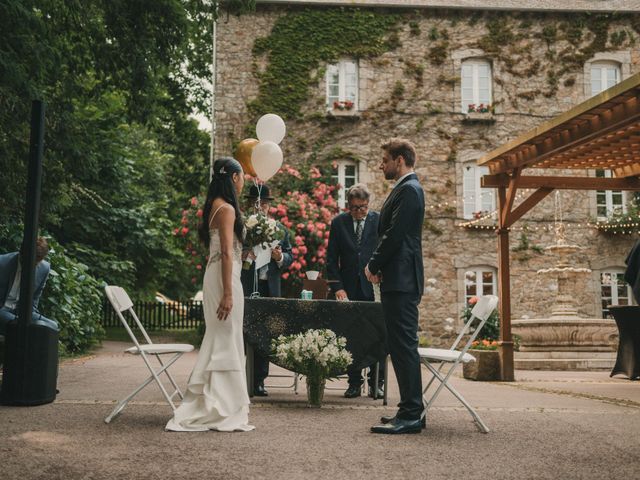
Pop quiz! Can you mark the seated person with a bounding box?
[0,237,58,335]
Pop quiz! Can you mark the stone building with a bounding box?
[214,0,640,345]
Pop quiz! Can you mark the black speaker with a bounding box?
[1,321,59,405]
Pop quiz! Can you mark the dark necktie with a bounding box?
[355,220,363,247]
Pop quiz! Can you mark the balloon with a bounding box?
[252,141,283,181]
[235,138,258,177]
[256,114,286,144]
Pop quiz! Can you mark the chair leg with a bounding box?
[421,361,490,433]
[105,353,184,423]
[154,353,184,400]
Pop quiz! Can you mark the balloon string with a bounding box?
[253,178,262,212]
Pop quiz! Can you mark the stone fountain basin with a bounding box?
[512,318,618,351]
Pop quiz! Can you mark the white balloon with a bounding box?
[256,114,286,144]
[251,141,283,181]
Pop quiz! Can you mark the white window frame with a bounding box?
[464,268,497,302]
[461,59,492,113]
[590,61,621,96]
[332,160,359,209]
[596,170,626,221]
[600,269,633,318]
[326,60,358,111]
[462,162,495,219]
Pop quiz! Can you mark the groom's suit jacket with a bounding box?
[368,173,425,295]
[0,252,50,311]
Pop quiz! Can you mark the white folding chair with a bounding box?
[419,294,499,433]
[103,285,194,423]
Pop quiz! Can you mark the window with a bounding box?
[326,60,358,110]
[591,61,621,96]
[332,160,358,209]
[461,59,492,113]
[463,163,495,219]
[596,170,626,220]
[601,270,633,318]
[465,268,497,302]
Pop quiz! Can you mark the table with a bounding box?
[609,305,640,380]
[243,297,388,401]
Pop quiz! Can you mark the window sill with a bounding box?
[326,109,360,120]
[462,112,496,124]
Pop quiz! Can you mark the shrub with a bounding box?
[461,296,499,341]
[38,239,105,355]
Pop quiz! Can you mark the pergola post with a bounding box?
[497,186,515,381]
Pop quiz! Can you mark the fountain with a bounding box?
[512,193,618,370]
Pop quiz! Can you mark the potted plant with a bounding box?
[462,339,501,381]
[272,328,353,407]
[464,103,496,123]
[461,296,501,381]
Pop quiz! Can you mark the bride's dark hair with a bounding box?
[198,157,244,248]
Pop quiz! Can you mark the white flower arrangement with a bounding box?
[272,329,353,380]
[242,213,284,270]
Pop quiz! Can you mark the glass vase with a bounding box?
[306,376,326,407]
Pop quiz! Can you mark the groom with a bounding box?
[365,138,425,434]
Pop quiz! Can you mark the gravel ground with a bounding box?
[1,341,639,480]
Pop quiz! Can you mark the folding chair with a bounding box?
[419,294,499,433]
[103,286,194,423]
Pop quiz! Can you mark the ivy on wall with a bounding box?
[248,8,400,121]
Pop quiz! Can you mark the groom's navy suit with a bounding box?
[368,173,425,421]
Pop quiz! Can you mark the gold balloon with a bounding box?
[235,138,258,177]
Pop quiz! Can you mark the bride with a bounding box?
[166,157,254,432]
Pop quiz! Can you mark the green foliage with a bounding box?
[596,196,640,235]
[248,8,400,121]
[40,239,105,355]
[0,0,216,300]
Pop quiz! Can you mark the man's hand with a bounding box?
[364,264,381,284]
[271,245,283,262]
[335,289,348,301]
[242,249,256,262]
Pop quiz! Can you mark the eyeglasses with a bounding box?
[348,204,369,212]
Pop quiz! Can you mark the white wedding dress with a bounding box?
[166,223,254,432]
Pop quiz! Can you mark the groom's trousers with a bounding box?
[381,291,423,420]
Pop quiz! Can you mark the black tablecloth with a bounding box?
[243,298,387,372]
[609,305,640,380]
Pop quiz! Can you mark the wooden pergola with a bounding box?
[478,71,640,381]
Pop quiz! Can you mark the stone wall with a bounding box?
[215,7,640,346]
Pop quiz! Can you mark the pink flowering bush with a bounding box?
[174,196,207,288]
[268,163,340,291]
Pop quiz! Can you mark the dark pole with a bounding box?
[17,100,45,332]
[1,100,58,406]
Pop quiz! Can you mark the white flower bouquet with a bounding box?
[272,328,353,380]
[242,213,284,270]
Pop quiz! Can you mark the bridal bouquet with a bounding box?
[242,213,284,270]
[272,329,352,406]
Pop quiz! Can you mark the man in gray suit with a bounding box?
[0,237,58,335]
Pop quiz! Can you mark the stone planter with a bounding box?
[326,109,360,120]
[462,349,501,381]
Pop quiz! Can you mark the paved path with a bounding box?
[1,341,639,480]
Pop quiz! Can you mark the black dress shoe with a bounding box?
[380,415,426,428]
[371,417,423,434]
[344,385,361,398]
[254,383,268,397]
[368,384,384,399]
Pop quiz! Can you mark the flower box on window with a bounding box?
[328,100,359,118]
[463,103,496,123]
